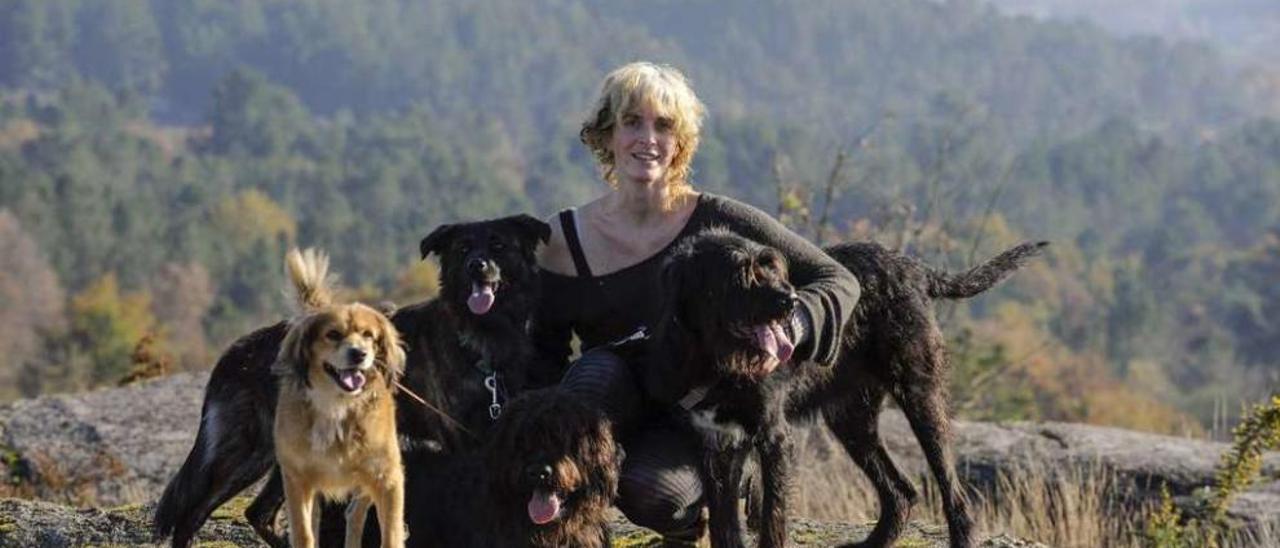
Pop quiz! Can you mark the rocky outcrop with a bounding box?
[0,372,1277,542]
[0,496,1045,548]
[872,413,1280,526]
[0,498,262,547]
[0,373,210,506]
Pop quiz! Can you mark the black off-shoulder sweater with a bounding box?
[532,193,860,376]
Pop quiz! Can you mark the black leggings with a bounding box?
[560,347,705,539]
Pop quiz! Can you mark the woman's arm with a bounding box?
[709,195,861,366]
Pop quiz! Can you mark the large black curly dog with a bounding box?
[647,228,1046,548]
[406,388,619,548]
[153,214,551,548]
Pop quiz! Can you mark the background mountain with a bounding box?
[984,0,1280,68]
[0,0,1277,435]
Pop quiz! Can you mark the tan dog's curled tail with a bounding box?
[285,248,336,312]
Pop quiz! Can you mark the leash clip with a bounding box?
[608,326,649,348]
[485,374,502,419]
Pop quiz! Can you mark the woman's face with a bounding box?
[609,102,677,187]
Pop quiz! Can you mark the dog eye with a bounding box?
[362,330,374,339]
[491,241,507,252]
[325,330,342,341]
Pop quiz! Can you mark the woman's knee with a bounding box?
[559,348,642,423]
[616,474,703,536]
[615,449,704,536]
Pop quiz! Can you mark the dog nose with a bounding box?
[527,464,554,484]
[778,292,799,312]
[347,347,368,363]
[467,257,490,277]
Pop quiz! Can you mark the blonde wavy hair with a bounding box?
[579,62,706,210]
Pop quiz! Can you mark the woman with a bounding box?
[535,62,860,545]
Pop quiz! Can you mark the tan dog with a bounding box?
[272,249,407,548]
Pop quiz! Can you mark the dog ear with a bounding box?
[587,415,620,501]
[504,214,551,247]
[373,312,407,386]
[647,240,713,405]
[419,224,459,260]
[645,253,693,404]
[274,315,319,388]
[659,246,696,320]
[483,398,529,491]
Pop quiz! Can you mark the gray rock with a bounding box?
[0,496,1043,547]
[0,497,261,547]
[0,373,209,506]
[871,412,1280,526]
[1,373,1277,540]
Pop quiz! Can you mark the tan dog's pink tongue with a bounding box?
[468,283,495,315]
[527,491,561,525]
[338,370,366,392]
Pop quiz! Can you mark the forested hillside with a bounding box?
[986,0,1280,67]
[0,0,1276,436]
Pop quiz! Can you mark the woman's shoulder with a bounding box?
[538,209,577,277]
[692,192,777,228]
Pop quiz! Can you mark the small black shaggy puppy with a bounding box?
[405,388,620,548]
[647,227,1046,548]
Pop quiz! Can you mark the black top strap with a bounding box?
[558,209,594,278]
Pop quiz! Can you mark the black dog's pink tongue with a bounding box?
[527,491,561,525]
[468,282,495,315]
[752,322,795,364]
[338,369,366,392]
[772,322,795,363]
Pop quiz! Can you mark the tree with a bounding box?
[209,188,297,252]
[0,0,77,89]
[0,211,66,401]
[67,273,157,386]
[205,68,310,157]
[72,0,166,93]
[148,262,215,370]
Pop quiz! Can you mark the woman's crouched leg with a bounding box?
[559,347,644,425]
[559,348,706,544]
[618,423,707,545]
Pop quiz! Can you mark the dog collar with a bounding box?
[472,356,494,375]
[606,326,649,348]
[679,384,712,410]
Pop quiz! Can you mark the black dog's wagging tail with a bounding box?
[927,241,1049,299]
[153,396,276,547]
[152,455,192,539]
[153,415,216,541]
[285,247,335,311]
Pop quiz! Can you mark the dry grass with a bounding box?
[966,463,1144,547]
[789,427,1151,547]
[0,448,129,507]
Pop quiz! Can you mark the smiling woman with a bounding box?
[533,61,862,545]
[578,62,705,209]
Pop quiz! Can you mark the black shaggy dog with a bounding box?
[152,214,550,548]
[647,228,1046,548]
[406,388,619,548]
